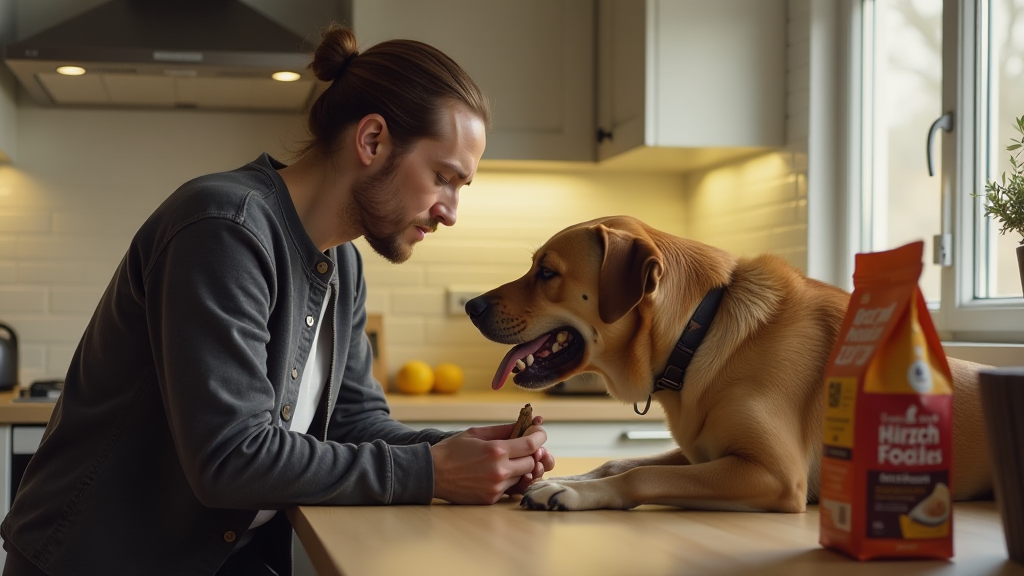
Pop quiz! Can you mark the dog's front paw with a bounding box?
[521,481,582,511]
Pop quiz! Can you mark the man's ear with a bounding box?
[354,114,391,167]
[596,224,663,324]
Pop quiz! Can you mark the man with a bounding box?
[1,26,554,576]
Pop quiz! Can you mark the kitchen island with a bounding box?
[289,457,1022,576]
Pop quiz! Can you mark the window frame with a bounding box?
[851,0,1024,344]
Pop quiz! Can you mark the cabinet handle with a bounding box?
[596,128,613,143]
[621,430,673,441]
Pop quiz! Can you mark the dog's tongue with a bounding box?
[492,333,551,390]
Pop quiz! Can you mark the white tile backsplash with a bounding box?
[382,318,426,345]
[17,262,88,284]
[0,211,48,233]
[12,317,88,343]
[0,287,45,313]
[49,287,105,314]
[390,288,447,317]
[17,344,44,373]
[424,266,519,288]
[0,262,15,283]
[362,264,426,287]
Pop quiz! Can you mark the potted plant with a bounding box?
[981,115,1024,295]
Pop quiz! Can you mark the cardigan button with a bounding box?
[291,368,298,379]
[281,404,293,421]
[316,262,329,274]
[305,315,314,327]
[224,531,236,543]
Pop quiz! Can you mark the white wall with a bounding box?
[679,1,813,272]
[358,167,688,390]
[0,103,691,390]
[0,106,304,386]
[683,152,807,270]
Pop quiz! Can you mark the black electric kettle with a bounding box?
[0,322,18,390]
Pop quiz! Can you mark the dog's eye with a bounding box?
[536,266,557,280]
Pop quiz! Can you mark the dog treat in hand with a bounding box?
[509,403,533,439]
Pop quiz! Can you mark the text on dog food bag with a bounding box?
[819,241,953,560]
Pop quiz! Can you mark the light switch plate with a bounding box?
[446,285,492,317]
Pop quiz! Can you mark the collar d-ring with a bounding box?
[634,395,652,416]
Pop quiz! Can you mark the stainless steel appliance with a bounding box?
[0,323,17,390]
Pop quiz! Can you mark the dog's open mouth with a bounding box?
[491,326,585,390]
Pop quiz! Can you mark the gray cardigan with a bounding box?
[1,154,450,576]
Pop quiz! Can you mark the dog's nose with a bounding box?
[464,295,490,318]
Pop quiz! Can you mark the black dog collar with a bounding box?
[635,286,727,415]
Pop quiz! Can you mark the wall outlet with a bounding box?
[446,285,492,317]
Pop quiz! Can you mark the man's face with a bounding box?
[352,103,486,263]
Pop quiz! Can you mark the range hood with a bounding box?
[3,0,319,111]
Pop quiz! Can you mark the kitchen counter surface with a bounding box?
[0,390,56,424]
[0,389,663,426]
[384,389,664,422]
[290,457,1023,576]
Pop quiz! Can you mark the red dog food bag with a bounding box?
[818,241,953,560]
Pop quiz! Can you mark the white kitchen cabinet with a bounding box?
[352,0,595,162]
[596,0,786,165]
[409,421,677,458]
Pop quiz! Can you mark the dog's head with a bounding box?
[465,216,664,391]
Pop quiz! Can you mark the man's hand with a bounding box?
[430,416,556,505]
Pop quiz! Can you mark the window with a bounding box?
[856,0,1024,341]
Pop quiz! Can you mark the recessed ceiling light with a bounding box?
[56,66,86,76]
[272,71,301,82]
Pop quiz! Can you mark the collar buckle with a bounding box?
[654,366,685,392]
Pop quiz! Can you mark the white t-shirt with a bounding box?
[248,291,331,530]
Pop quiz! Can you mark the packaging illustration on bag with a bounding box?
[818,241,954,560]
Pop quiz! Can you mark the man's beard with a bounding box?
[350,152,436,264]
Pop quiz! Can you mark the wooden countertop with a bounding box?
[385,389,664,422]
[0,389,662,426]
[290,458,1023,576]
[0,390,56,424]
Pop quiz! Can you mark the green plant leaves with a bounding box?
[979,115,1024,245]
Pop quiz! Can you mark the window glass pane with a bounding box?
[871,0,944,302]
[982,0,1024,299]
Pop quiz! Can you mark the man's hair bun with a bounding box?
[309,25,359,82]
[298,23,490,160]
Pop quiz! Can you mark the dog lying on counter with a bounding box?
[464,215,993,512]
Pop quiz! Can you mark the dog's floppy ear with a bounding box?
[596,224,663,324]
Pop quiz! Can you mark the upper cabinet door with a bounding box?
[353,0,595,162]
[597,0,787,162]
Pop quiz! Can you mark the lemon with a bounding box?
[396,360,434,395]
[432,363,464,394]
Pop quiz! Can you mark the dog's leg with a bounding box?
[522,454,807,513]
[551,448,690,482]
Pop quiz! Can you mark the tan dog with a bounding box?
[465,216,992,512]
